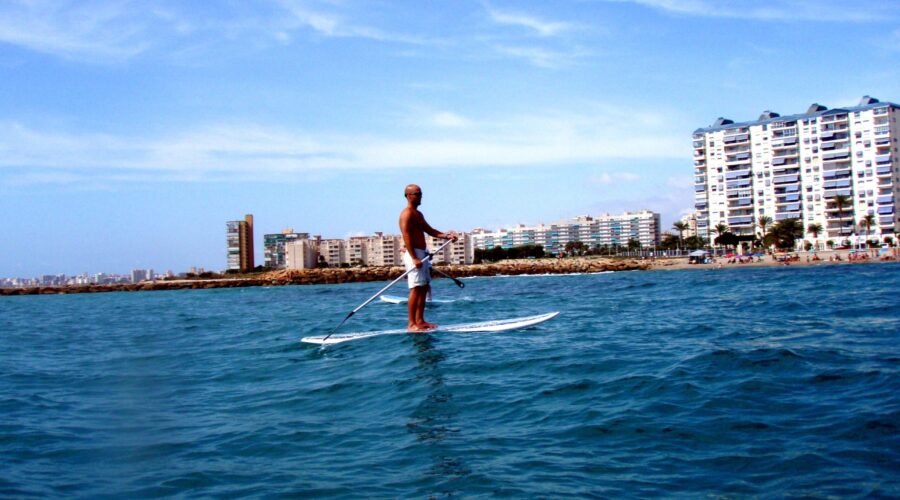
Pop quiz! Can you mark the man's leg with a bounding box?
[416,284,437,330]
[408,286,423,330]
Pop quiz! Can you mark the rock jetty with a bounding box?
[1,258,648,296]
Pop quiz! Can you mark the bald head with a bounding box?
[404,184,421,197]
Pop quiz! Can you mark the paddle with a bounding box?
[322,238,456,341]
[431,267,465,288]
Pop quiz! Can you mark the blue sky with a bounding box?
[2,0,899,276]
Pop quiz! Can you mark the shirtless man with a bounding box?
[399,184,458,331]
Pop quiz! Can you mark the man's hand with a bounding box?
[413,257,423,268]
[446,231,459,242]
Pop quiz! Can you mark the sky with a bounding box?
[2,0,899,276]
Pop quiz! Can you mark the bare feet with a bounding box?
[407,322,438,333]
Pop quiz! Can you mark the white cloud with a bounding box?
[487,7,572,37]
[0,104,688,185]
[0,0,154,62]
[431,112,471,128]
[589,172,641,185]
[493,44,585,68]
[613,0,893,22]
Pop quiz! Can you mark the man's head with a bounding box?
[404,184,423,206]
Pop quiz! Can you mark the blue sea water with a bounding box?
[2,264,899,498]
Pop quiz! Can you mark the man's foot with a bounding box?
[417,321,438,330]
[408,324,431,333]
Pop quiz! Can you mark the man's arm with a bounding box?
[421,215,458,241]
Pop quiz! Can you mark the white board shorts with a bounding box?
[402,248,432,289]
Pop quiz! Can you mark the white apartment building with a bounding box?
[284,239,318,270]
[348,236,369,266]
[677,212,699,239]
[471,210,661,253]
[366,233,403,267]
[693,96,900,246]
[317,238,348,267]
[425,234,474,265]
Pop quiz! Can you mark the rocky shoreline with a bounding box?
[0,258,649,296]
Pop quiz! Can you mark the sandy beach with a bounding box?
[647,248,899,271]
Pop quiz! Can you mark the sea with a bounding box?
[2,263,898,498]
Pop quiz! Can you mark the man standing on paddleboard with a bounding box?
[399,184,458,332]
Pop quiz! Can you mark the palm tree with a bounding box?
[672,221,688,251]
[806,223,823,251]
[833,194,851,236]
[712,223,729,253]
[862,213,876,249]
[757,215,773,250]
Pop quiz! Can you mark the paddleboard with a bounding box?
[302,311,559,345]
[379,294,456,305]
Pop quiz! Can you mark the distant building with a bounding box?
[263,228,309,269]
[131,269,148,283]
[366,233,403,267]
[285,238,318,270]
[227,214,255,271]
[678,212,700,239]
[348,236,369,266]
[318,238,349,267]
[471,210,661,253]
[426,233,474,265]
[693,95,900,247]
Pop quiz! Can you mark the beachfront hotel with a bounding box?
[693,96,900,247]
[226,214,254,271]
[471,210,662,254]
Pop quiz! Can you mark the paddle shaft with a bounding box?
[431,267,464,288]
[322,238,455,341]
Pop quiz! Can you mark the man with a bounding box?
[399,184,458,332]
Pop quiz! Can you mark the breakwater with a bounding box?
[0,258,648,296]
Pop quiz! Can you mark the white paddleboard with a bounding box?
[302,311,559,345]
[379,294,456,305]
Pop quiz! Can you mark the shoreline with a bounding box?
[2,250,896,296]
[0,258,647,296]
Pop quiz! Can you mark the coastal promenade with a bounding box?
[0,258,648,296]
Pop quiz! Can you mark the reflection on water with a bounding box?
[406,335,470,491]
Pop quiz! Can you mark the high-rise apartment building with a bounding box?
[263,228,309,269]
[226,214,255,271]
[693,96,899,247]
[284,238,319,270]
[471,210,661,253]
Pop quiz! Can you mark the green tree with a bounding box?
[832,194,852,236]
[806,222,823,250]
[672,221,689,250]
[767,218,804,251]
[683,235,706,250]
[757,215,773,248]
[712,223,730,252]
[862,213,876,248]
[627,238,642,251]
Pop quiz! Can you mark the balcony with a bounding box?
[877,166,893,176]
[880,217,895,226]
[723,132,750,144]
[823,189,853,199]
[878,206,895,216]
[776,194,801,204]
[726,179,752,189]
[878,195,894,204]
[729,198,753,207]
[776,203,802,213]
[728,216,754,226]
[772,137,798,148]
[695,185,706,192]
[725,170,751,180]
[775,212,801,221]
[773,174,800,185]
[876,155,892,165]
[822,151,851,162]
